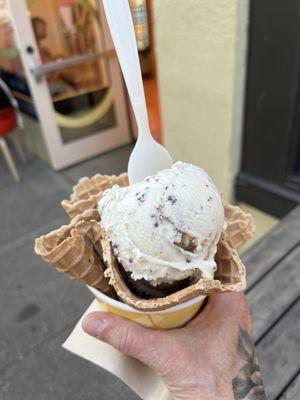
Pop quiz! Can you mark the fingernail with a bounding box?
[82,314,105,337]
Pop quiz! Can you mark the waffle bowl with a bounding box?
[61,173,128,219]
[34,209,115,297]
[35,172,254,316]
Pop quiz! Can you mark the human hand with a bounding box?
[82,293,266,400]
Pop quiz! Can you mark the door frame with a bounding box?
[8,0,131,169]
[236,0,300,217]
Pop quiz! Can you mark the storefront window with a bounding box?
[29,0,117,143]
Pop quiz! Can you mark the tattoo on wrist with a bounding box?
[232,327,266,400]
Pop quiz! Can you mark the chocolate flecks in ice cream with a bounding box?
[167,195,177,204]
[98,162,224,296]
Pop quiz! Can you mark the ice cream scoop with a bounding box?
[98,162,224,287]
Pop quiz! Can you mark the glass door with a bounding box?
[8,0,131,169]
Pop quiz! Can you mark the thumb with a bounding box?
[82,312,163,367]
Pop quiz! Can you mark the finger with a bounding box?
[208,292,247,307]
[209,292,253,334]
[186,292,249,330]
[82,311,164,368]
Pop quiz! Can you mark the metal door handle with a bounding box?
[27,50,115,81]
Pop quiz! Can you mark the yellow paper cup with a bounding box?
[88,286,206,330]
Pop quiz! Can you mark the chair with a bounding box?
[0,78,25,182]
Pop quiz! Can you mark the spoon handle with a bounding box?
[103,0,150,136]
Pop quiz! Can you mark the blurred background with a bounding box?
[3,0,299,239]
[1,1,299,399]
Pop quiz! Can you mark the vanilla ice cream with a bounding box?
[98,162,224,286]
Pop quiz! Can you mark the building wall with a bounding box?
[152,0,249,199]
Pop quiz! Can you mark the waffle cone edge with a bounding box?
[34,209,115,297]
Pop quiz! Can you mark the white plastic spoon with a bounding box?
[102,0,173,184]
